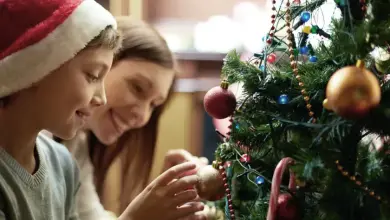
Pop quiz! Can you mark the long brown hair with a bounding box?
[88,16,175,212]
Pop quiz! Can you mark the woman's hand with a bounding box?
[120,162,206,220]
[162,149,209,175]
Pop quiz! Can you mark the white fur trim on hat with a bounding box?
[0,0,117,98]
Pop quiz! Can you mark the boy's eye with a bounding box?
[86,72,100,83]
[133,83,144,94]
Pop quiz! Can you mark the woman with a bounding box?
[59,17,214,220]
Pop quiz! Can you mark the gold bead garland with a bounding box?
[335,160,386,203]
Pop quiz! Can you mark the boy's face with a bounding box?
[28,47,114,140]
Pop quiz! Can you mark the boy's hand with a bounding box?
[120,162,205,220]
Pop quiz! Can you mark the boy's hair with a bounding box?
[87,26,122,51]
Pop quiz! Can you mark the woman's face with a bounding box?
[87,59,174,145]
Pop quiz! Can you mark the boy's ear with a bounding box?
[0,95,17,108]
[0,96,8,108]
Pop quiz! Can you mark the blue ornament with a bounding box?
[259,65,265,71]
[255,176,265,185]
[235,123,240,129]
[300,11,311,22]
[309,56,318,62]
[278,94,289,104]
[300,46,309,54]
[262,34,269,42]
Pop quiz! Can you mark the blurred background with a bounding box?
[96,0,273,181]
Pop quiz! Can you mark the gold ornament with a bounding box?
[324,60,381,119]
[196,165,225,201]
[322,99,331,110]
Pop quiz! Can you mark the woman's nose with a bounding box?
[130,104,152,128]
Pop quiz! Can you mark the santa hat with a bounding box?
[0,0,117,98]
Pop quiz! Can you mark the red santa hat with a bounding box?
[0,0,117,98]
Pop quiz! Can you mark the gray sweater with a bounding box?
[0,132,80,220]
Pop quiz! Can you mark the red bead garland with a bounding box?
[218,161,235,219]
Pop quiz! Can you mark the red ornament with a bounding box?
[293,0,301,4]
[204,80,237,119]
[240,154,250,163]
[277,193,299,220]
[267,53,277,64]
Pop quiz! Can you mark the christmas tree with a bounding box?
[195,0,390,219]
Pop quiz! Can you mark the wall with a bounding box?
[146,0,264,21]
[150,93,194,179]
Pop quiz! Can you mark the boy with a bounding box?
[0,0,121,219]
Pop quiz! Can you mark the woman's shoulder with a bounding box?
[61,131,91,167]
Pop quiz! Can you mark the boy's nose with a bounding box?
[91,84,107,107]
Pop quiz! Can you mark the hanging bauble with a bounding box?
[323,60,381,119]
[309,56,317,63]
[204,80,237,119]
[240,154,251,163]
[310,25,319,34]
[267,53,277,64]
[277,193,299,220]
[300,11,311,22]
[255,176,265,185]
[299,46,309,54]
[278,94,289,104]
[196,165,225,201]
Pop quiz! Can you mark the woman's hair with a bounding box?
[88,16,175,212]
